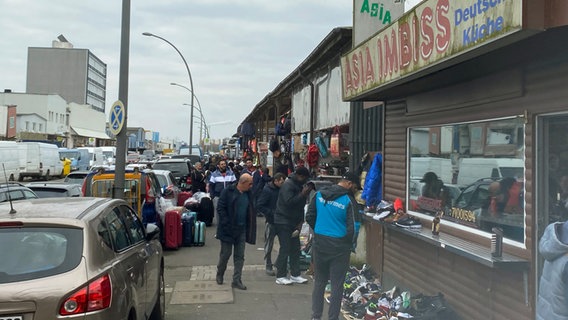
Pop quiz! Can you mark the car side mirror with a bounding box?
[145,223,161,241]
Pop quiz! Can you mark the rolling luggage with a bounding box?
[181,212,195,247]
[193,220,206,246]
[197,197,214,226]
[177,191,192,206]
[164,210,182,250]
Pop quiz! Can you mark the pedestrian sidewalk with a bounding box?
[162,217,326,320]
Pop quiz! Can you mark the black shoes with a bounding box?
[216,274,223,285]
[231,280,247,290]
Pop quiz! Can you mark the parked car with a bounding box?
[452,177,524,241]
[152,158,193,191]
[0,197,165,320]
[26,182,83,198]
[152,169,180,209]
[0,182,39,203]
[64,170,91,186]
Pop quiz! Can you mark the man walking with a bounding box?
[208,159,237,220]
[306,172,361,320]
[256,172,286,276]
[215,173,256,290]
[273,166,313,285]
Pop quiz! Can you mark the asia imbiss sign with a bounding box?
[341,0,523,100]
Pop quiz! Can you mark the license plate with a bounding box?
[0,316,23,320]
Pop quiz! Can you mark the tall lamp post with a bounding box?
[171,81,208,139]
[142,32,195,154]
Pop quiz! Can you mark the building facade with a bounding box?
[26,39,107,113]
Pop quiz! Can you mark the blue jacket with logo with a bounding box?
[306,184,360,256]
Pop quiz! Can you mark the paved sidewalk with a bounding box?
[163,217,327,320]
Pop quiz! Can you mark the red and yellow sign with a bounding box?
[341,0,523,100]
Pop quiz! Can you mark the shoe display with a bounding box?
[276,277,293,285]
[216,274,223,285]
[231,281,247,290]
[289,275,308,284]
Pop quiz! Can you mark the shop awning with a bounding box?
[71,126,111,140]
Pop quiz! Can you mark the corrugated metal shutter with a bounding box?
[349,101,382,170]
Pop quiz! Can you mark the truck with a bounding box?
[77,147,104,169]
[18,142,64,181]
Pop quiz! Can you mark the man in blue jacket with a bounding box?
[215,173,256,290]
[306,172,361,320]
[257,172,286,276]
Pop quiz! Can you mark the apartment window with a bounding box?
[25,121,29,131]
[38,124,43,132]
[33,123,36,131]
[9,116,14,129]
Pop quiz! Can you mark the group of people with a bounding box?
[209,155,362,320]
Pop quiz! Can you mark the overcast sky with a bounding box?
[0,0,421,144]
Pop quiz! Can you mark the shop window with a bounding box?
[408,117,525,243]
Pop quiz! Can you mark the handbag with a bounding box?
[330,126,341,157]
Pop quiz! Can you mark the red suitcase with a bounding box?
[164,210,182,250]
[177,191,192,206]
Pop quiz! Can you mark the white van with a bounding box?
[18,142,64,181]
[77,147,104,169]
[100,146,116,166]
[457,157,524,187]
[0,141,21,182]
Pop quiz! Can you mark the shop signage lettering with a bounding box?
[341,0,522,100]
[450,207,477,223]
[360,0,394,25]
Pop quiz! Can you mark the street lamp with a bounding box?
[142,32,195,154]
[171,82,208,138]
[184,102,208,140]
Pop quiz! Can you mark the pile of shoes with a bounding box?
[338,265,456,320]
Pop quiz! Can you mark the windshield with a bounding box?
[153,162,190,176]
[59,151,79,159]
[0,227,83,283]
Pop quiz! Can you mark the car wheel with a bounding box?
[149,266,165,320]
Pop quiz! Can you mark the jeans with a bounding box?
[311,248,350,320]
[216,232,246,283]
[274,223,301,278]
[264,222,276,269]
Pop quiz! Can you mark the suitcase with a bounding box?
[164,210,182,250]
[193,220,206,246]
[177,191,193,206]
[181,212,195,247]
[197,197,214,226]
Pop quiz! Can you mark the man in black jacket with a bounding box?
[215,173,257,290]
[256,172,286,276]
[273,166,313,285]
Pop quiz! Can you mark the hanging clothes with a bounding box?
[361,153,383,208]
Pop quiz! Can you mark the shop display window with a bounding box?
[408,117,525,242]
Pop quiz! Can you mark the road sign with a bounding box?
[109,100,125,136]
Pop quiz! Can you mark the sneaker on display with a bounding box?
[289,275,308,284]
[276,277,293,285]
[373,210,392,221]
[395,216,422,229]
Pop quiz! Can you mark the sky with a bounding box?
[0,0,421,145]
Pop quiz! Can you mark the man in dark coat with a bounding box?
[256,172,286,276]
[215,173,256,290]
[273,166,313,285]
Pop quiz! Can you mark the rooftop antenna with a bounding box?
[2,164,16,214]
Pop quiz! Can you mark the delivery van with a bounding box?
[77,147,104,169]
[0,141,21,182]
[58,148,90,171]
[457,157,524,187]
[18,142,64,181]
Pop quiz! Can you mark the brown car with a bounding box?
[0,197,165,320]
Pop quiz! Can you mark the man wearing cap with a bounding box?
[306,172,361,320]
[273,166,314,285]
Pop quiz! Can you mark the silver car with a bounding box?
[0,197,165,320]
